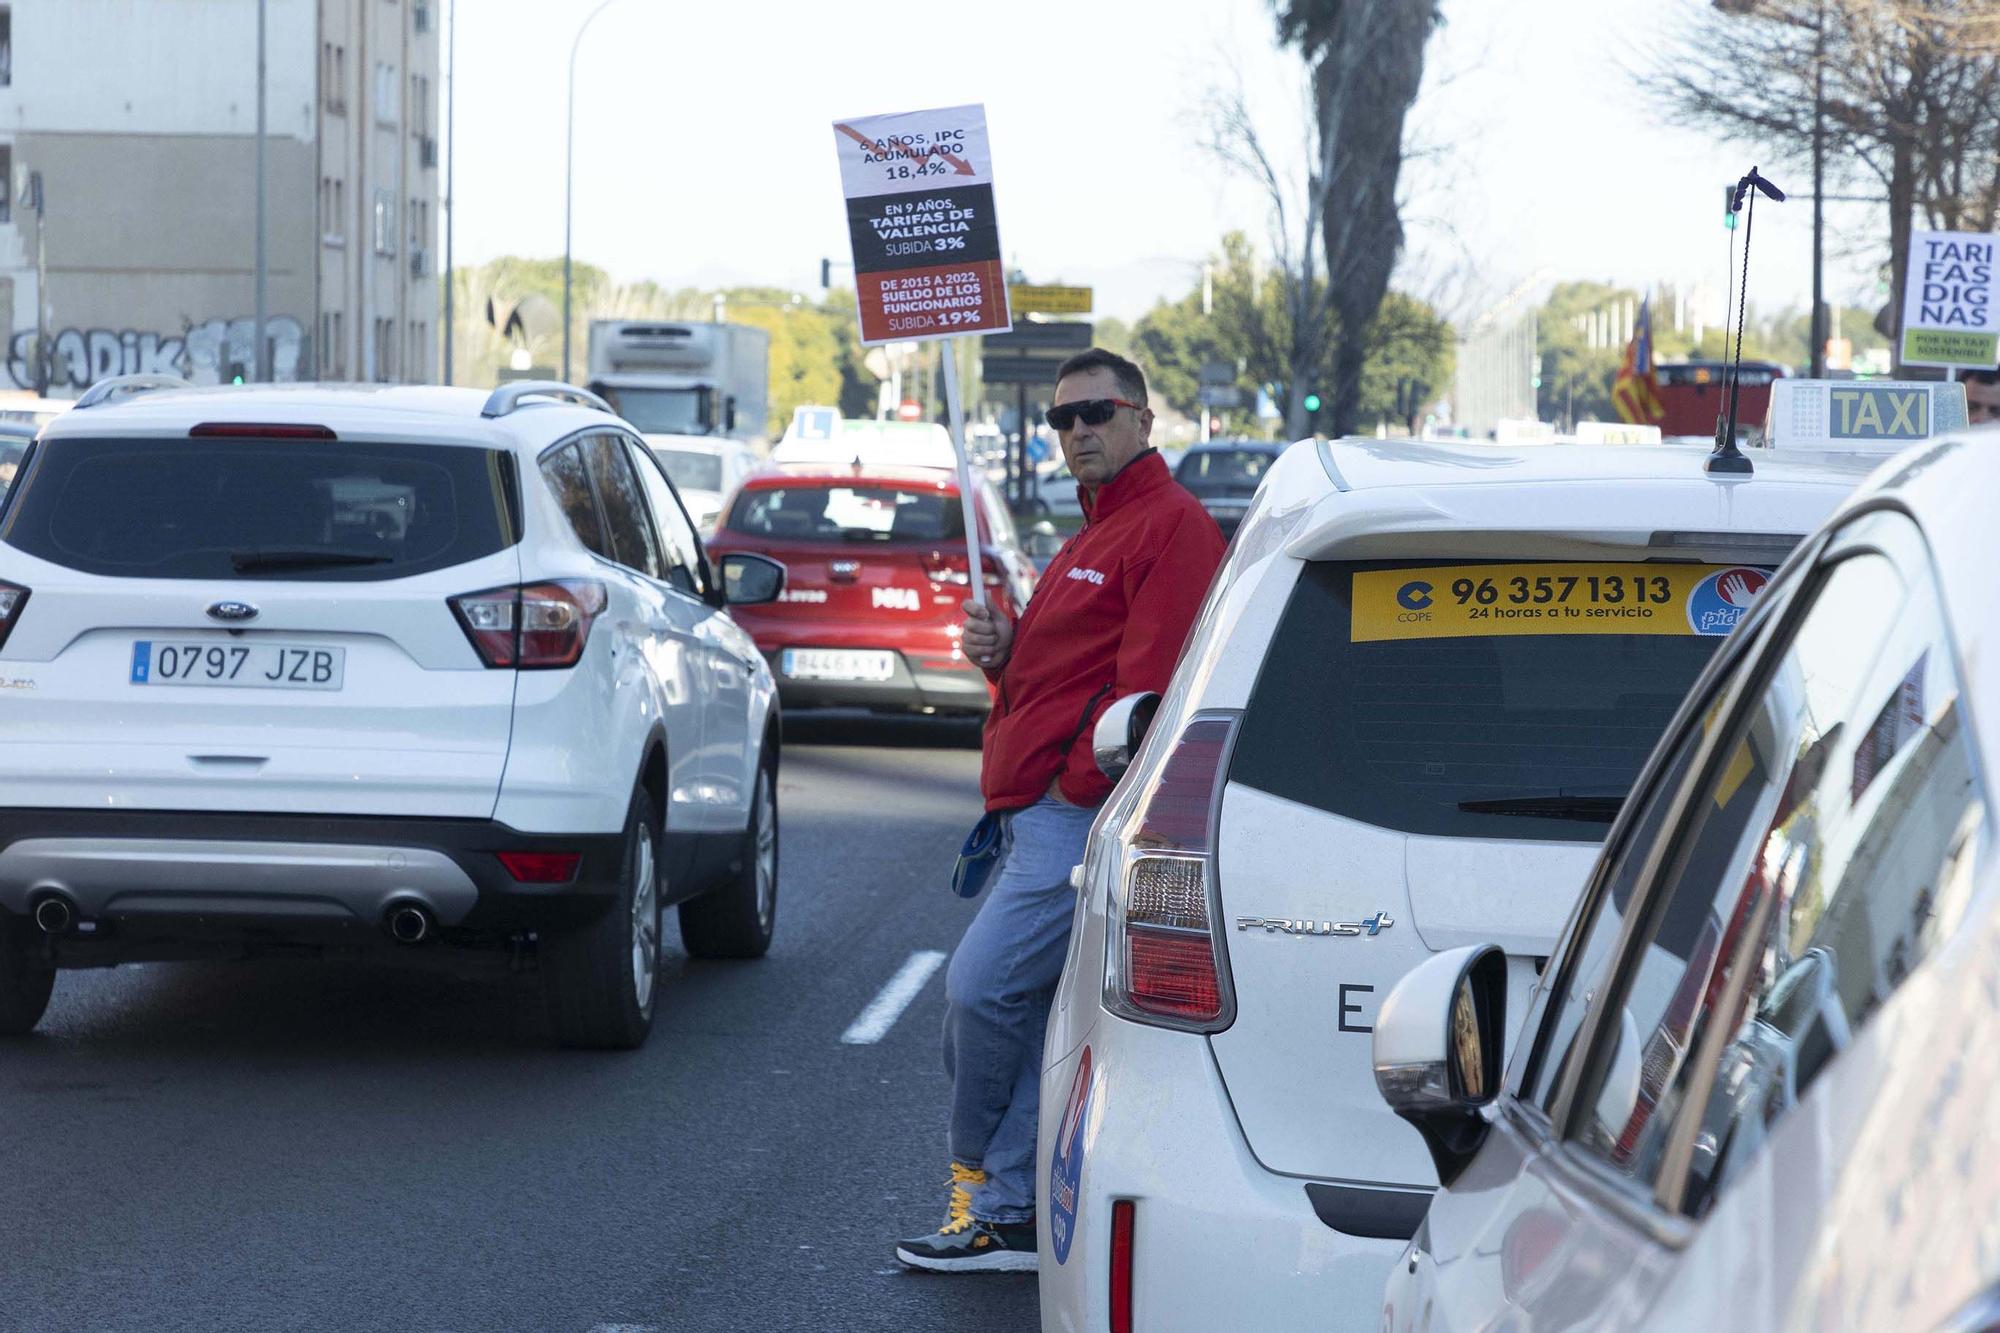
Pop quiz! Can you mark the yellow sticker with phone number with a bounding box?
[1350,563,1773,643]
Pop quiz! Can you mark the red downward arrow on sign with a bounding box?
[835,122,977,177]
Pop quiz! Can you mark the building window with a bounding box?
[409,320,428,382]
[373,190,396,256]
[411,74,430,137]
[333,311,345,378]
[325,44,347,115]
[377,317,396,382]
[374,62,398,125]
[2,8,15,89]
[0,146,12,226]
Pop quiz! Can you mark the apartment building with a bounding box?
[0,0,439,393]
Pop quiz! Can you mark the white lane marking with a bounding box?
[841,949,948,1045]
[588,1325,658,1332]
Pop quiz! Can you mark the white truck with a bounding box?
[585,320,770,446]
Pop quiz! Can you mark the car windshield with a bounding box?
[1230,559,1749,843]
[0,436,519,580]
[725,484,963,543]
[598,385,708,436]
[653,448,724,493]
[1177,448,1275,497]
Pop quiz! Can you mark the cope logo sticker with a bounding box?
[1048,1045,1093,1265]
[1396,580,1433,610]
[1685,567,1770,637]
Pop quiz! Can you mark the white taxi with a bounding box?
[1036,433,1884,1333]
[1372,419,1996,1331]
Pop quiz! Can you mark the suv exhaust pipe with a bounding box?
[32,894,76,935]
[385,901,433,945]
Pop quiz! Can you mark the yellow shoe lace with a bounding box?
[941,1162,986,1235]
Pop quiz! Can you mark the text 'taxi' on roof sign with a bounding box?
[831,104,1011,347]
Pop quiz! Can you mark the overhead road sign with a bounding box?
[982,356,1072,385]
[832,104,1011,347]
[1900,230,2000,370]
[1197,386,1244,409]
[984,323,1093,352]
[1009,284,1092,315]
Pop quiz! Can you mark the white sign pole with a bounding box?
[939,344,985,609]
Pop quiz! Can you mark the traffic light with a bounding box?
[1723,183,1737,230]
[819,257,832,287]
[1303,392,1322,413]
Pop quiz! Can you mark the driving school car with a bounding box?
[1036,435,1882,1333]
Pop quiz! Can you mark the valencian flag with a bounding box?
[1611,299,1667,425]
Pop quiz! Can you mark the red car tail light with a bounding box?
[496,851,582,883]
[0,580,28,652]
[449,580,606,669]
[1105,715,1239,1030]
[922,550,1004,590]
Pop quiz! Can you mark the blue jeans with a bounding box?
[942,795,1098,1223]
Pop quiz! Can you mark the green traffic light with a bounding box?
[1303,393,1322,412]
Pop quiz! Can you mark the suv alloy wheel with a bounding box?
[542,790,662,1050]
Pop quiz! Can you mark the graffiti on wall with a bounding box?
[6,316,307,390]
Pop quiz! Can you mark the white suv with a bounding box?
[0,378,784,1050]
[1036,436,1883,1332]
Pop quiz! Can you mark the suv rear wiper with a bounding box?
[1456,793,1626,822]
[229,548,395,572]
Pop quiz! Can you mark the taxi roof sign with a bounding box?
[1765,379,1968,453]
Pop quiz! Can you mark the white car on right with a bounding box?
[1371,431,1998,1330]
[1036,433,1888,1333]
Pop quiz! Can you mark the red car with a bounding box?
[707,457,1038,715]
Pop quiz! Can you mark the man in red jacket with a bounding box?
[897,348,1224,1272]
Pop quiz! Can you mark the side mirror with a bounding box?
[1373,944,1507,1187]
[1025,522,1064,563]
[719,552,786,606]
[1092,692,1161,783]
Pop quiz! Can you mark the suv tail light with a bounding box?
[0,580,28,652]
[449,580,606,669]
[1104,714,1239,1030]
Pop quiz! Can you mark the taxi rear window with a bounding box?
[725,485,963,543]
[1229,559,1764,842]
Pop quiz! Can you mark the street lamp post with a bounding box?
[254,0,268,381]
[443,0,457,384]
[561,0,623,385]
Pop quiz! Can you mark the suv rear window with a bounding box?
[725,484,963,543]
[1230,559,1733,843]
[1,436,519,580]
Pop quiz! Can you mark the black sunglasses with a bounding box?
[1045,397,1142,432]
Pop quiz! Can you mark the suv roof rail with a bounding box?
[480,381,612,419]
[73,374,192,411]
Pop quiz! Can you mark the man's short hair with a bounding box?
[1963,367,2000,386]
[1055,348,1147,407]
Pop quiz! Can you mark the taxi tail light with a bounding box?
[0,580,28,652]
[923,549,1005,590]
[1107,715,1238,1030]
[1109,1200,1136,1333]
[449,580,606,669]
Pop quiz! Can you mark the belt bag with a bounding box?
[951,811,1008,899]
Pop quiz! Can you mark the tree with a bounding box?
[1274,0,1444,434]
[1133,232,1452,437]
[1652,1,2000,365]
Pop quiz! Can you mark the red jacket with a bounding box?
[980,449,1225,812]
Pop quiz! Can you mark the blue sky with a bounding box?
[449,0,1885,323]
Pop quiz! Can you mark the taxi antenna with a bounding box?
[1712,167,1786,475]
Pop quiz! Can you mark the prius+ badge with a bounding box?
[206,601,259,623]
[1235,912,1394,938]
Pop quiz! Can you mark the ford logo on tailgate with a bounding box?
[206,600,259,622]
